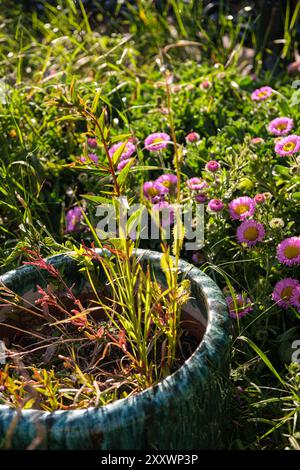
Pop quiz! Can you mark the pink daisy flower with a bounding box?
[156,174,178,193]
[80,153,98,164]
[87,138,97,148]
[144,132,171,152]
[185,132,200,143]
[226,294,253,319]
[108,141,136,161]
[228,196,256,220]
[268,117,294,136]
[117,158,135,171]
[207,199,224,212]
[272,278,299,308]
[236,220,265,246]
[152,201,174,228]
[205,160,220,172]
[277,236,300,266]
[65,207,83,233]
[250,137,264,145]
[187,178,209,203]
[200,80,212,90]
[143,181,168,202]
[254,193,266,204]
[186,178,208,192]
[251,86,273,101]
[290,285,300,311]
[275,135,300,156]
[195,194,208,203]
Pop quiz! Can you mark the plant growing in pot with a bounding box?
[0,79,230,450]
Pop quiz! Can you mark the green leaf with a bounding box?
[239,336,285,385]
[91,88,102,114]
[56,115,82,122]
[110,134,132,143]
[112,141,127,165]
[172,216,185,256]
[117,158,135,186]
[278,97,291,116]
[81,194,112,204]
[160,251,174,287]
[126,206,145,236]
[274,165,290,176]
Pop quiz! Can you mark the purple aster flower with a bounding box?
[143,181,168,202]
[65,207,83,233]
[80,153,98,164]
[108,141,136,161]
[186,178,208,192]
[272,278,299,308]
[274,134,300,156]
[187,178,208,204]
[117,158,135,171]
[228,196,256,220]
[195,194,208,203]
[156,174,178,193]
[268,117,294,136]
[207,198,224,212]
[152,201,175,228]
[185,132,200,143]
[290,285,300,311]
[144,132,171,152]
[251,86,273,101]
[87,138,97,148]
[236,220,265,246]
[192,251,205,265]
[277,236,300,266]
[205,160,220,172]
[226,294,253,319]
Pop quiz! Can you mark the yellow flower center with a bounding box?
[276,123,287,130]
[280,287,293,300]
[152,138,164,145]
[235,204,249,215]
[243,227,259,241]
[258,91,267,98]
[283,245,300,259]
[148,187,159,197]
[282,141,295,152]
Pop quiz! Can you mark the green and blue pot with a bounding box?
[0,249,231,450]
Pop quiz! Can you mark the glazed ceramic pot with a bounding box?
[0,249,231,450]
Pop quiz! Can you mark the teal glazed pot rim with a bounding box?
[0,249,229,445]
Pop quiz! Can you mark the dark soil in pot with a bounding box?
[0,291,202,411]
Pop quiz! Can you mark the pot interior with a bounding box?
[0,251,208,351]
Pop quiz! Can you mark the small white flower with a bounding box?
[269,218,285,229]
